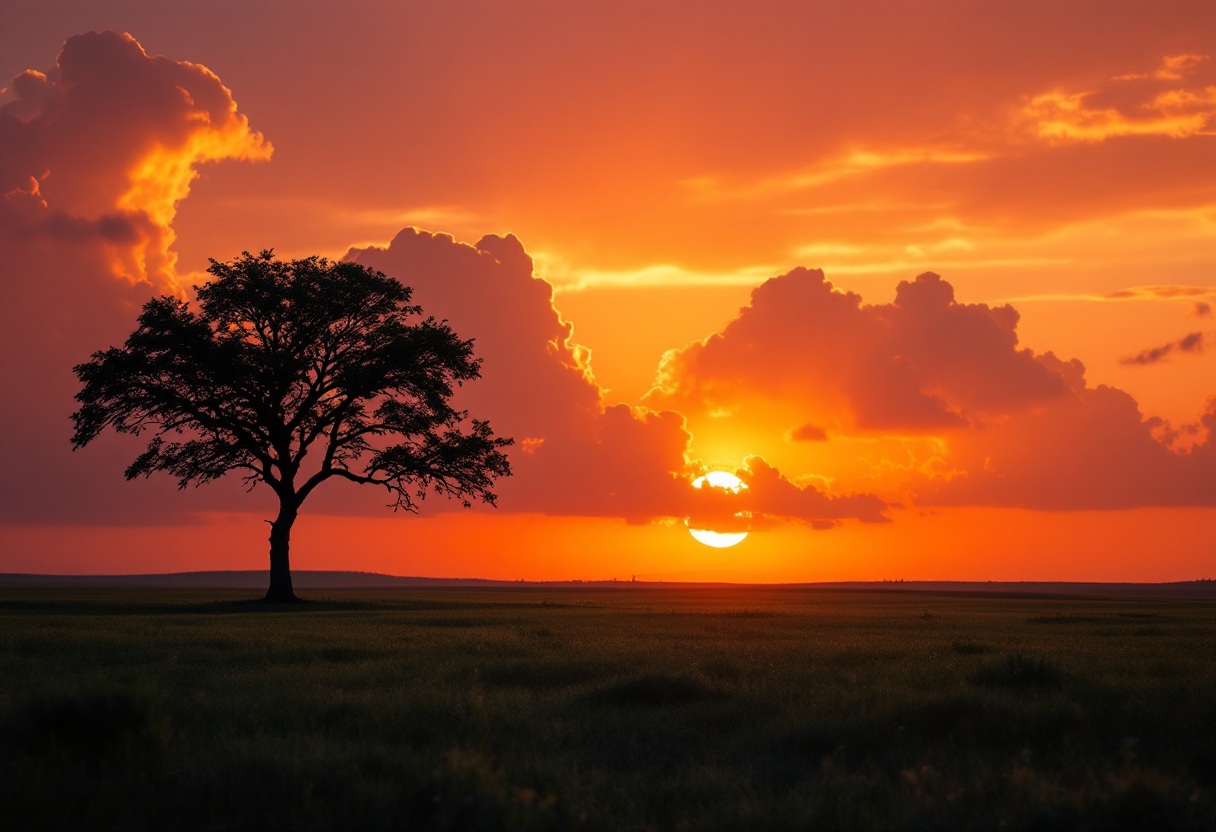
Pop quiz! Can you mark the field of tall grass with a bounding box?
[1,586,1212,830]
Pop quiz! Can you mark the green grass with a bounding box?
[1,586,1213,830]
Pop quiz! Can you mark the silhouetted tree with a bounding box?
[72,251,512,602]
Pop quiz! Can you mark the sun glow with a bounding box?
[687,471,750,548]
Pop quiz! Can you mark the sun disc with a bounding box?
[692,470,745,492]
[688,527,749,548]
[687,470,750,547]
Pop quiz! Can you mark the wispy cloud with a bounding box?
[539,257,780,291]
[1120,332,1206,366]
[1021,54,1215,143]
[1001,285,1216,304]
[683,147,987,203]
[1153,54,1210,81]
[1105,285,1216,300]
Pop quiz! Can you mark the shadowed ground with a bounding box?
[1,586,1213,830]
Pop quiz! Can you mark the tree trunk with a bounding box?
[264,501,299,602]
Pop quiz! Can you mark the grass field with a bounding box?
[1,586,1213,831]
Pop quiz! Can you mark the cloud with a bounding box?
[1019,55,1216,144]
[1,30,271,291]
[661,50,1216,271]
[647,266,1215,510]
[684,148,989,203]
[1021,89,1214,143]
[788,423,828,442]
[1001,281,1216,304]
[737,457,888,524]
[535,255,777,291]
[1153,54,1210,81]
[1194,301,1213,317]
[680,456,889,533]
[0,32,271,524]
[346,228,887,527]
[1121,332,1206,366]
[647,268,1067,432]
[1105,285,1214,300]
[921,389,1215,510]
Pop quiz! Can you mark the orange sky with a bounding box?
[1,2,1213,580]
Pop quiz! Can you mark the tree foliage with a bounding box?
[72,251,512,599]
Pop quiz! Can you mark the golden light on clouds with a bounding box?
[1023,88,1214,143]
[1021,54,1215,144]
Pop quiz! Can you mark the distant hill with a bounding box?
[1,571,1214,598]
[0,571,502,589]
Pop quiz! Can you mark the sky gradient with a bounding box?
[1,1,1213,581]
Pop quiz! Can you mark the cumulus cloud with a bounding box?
[346,229,887,527]
[346,228,684,517]
[1,30,271,291]
[737,457,888,524]
[1194,301,1213,317]
[922,388,1215,510]
[647,268,1066,432]
[1120,332,1205,366]
[647,266,1215,510]
[0,31,271,524]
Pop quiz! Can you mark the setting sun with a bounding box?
[687,471,750,548]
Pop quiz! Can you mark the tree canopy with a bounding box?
[73,251,512,601]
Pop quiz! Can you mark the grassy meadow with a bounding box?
[1,585,1213,831]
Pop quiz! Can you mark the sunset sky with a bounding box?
[1,1,1213,582]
